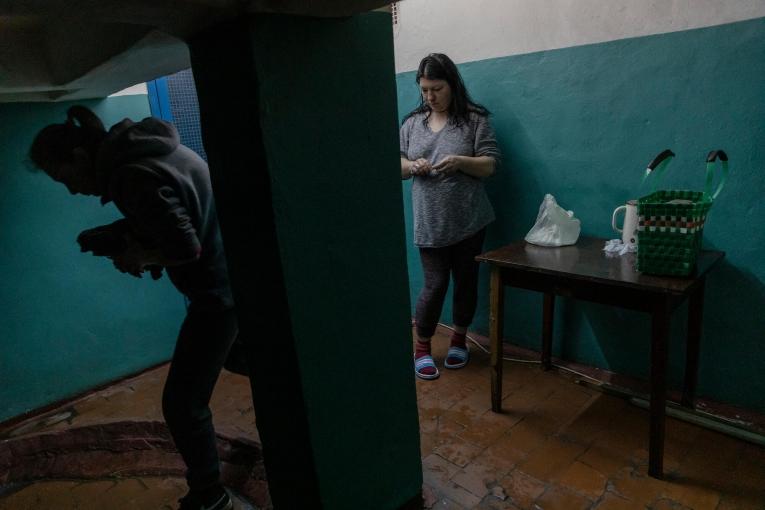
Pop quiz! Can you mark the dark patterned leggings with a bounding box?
[415,229,486,339]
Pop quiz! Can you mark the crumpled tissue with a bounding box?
[603,239,636,257]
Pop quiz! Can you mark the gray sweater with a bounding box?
[400,111,500,247]
[97,117,234,312]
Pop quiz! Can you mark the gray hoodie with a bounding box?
[97,117,234,311]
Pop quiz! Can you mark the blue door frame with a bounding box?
[146,78,174,122]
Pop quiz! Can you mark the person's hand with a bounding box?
[111,255,143,278]
[410,158,432,176]
[433,155,463,175]
[111,251,147,278]
[111,236,155,278]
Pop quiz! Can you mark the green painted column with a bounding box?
[189,12,422,509]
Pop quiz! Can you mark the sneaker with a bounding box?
[178,488,233,510]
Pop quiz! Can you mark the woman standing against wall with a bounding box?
[400,53,500,380]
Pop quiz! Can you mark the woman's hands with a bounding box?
[401,155,495,179]
[401,157,432,179]
[410,157,433,176]
[432,155,462,175]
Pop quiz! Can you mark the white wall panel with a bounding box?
[393,0,765,72]
[109,83,148,96]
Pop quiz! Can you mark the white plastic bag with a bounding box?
[524,194,581,247]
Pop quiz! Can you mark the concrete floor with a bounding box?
[1,327,763,509]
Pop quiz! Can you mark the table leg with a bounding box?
[682,279,705,409]
[542,293,555,371]
[490,266,505,413]
[649,300,671,479]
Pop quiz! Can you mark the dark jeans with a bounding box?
[162,307,238,492]
[415,229,486,339]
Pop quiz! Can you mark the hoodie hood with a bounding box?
[97,117,179,171]
[96,117,180,203]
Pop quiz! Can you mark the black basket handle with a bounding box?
[647,149,675,171]
[705,149,729,200]
[643,149,675,192]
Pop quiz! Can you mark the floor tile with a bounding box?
[556,460,607,500]
[434,435,486,468]
[427,476,483,509]
[516,437,587,481]
[496,470,546,510]
[2,325,763,509]
[475,493,523,509]
[532,485,591,510]
[590,492,639,510]
[451,461,500,499]
[607,467,671,507]
[457,413,518,449]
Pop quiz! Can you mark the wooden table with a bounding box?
[476,237,724,479]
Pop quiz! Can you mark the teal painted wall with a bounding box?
[398,17,765,412]
[0,98,186,423]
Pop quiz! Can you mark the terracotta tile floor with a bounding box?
[416,329,765,510]
[1,327,764,509]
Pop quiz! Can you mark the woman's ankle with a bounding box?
[414,338,432,359]
[450,329,467,348]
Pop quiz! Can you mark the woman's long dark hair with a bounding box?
[29,105,107,172]
[402,53,489,127]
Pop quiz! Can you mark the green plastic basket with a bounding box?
[636,150,728,276]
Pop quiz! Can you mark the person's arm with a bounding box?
[400,117,437,179]
[401,157,433,179]
[432,113,500,178]
[460,155,497,177]
[111,239,199,278]
[401,157,413,179]
[109,165,202,276]
[119,237,198,267]
[432,155,496,178]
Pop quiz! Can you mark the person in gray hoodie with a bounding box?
[29,105,236,510]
